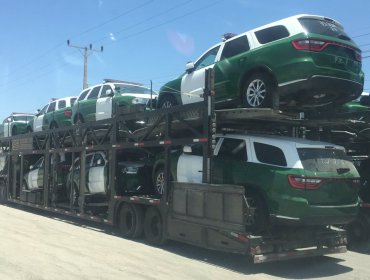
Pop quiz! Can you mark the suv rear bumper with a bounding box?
[270,203,359,226]
[278,75,363,108]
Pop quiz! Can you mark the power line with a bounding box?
[92,0,194,44]
[104,0,225,47]
[1,1,154,84]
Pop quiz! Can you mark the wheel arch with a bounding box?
[243,184,271,213]
[238,65,278,96]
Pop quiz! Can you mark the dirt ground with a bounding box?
[1,204,370,280]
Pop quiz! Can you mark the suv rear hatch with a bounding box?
[288,146,360,206]
[293,16,362,75]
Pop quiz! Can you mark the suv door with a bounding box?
[96,84,113,120]
[181,45,221,104]
[88,152,107,194]
[27,157,44,190]
[43,101,56,130]
[216,35,251,103]
[33,104,49,132]
[81,86,101,122]
[212,137,249,184]
[176,144,204,183]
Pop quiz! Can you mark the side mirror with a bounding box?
[35,109,41,116]
[183,146,192,154]
[185,62,195,73]
[97,159,102,166]
[106,89,114,97]
[29,165,33,170]
[6,117,11,123]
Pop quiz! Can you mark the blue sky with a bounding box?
[0,0,369,120]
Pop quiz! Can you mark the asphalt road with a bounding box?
[1,204,370,280]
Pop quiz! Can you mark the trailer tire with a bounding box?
[119,203,144,239]
[0,182,6,203]
[144,207,166,245]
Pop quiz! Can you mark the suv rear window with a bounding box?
[255,25,290,44]
[298,18,351,41]
[254,142,287,166]
[297,148,356,173]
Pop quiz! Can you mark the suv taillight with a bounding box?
[292,39,328,51]
[64,109,72,117]
[292,39,362,62]
[288,175,322,190]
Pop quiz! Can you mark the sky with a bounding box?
[0,0,370,120]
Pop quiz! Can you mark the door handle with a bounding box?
[198,170,203,173]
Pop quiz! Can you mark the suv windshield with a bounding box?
[299,18,352,41]
[114,84,152,95]
[13,115,32,122]
[297,148,356,173]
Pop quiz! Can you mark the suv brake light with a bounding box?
[288,175,322,190]
[292,39,362,62]
[292,39,327,51]
[64,110,72,117]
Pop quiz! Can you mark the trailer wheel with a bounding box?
[119,203,144,239]
[0,182,6,203]
[144,207,166,245]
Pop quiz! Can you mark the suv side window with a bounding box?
[92,153,105,167]
[194,46,220,71]
[46,101,56,113]
[255,25,290,44]
[254,142,287,166]
[221,36,250,59]
[86,154,94,167]
[87,86,101,100]
[216,138,247,161]
[58,100,66,110]
[77,89,90,101]
[100,85,113,98]
[39,104,49,115]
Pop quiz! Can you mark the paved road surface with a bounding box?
[1,204,370,280]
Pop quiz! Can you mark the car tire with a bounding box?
[69,184,79,207]
[144,207,166,245]
[245,189,269,234]
[153,166,166,197]
[242,73,274,108]
[75,114,84,125]
[119,203,144,239]
[50,122,58,130]
[158,94,178,109]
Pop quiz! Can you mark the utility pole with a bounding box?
[67,40,104,89]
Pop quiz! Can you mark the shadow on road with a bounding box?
[348,240,370,254]
[5,203,353,278]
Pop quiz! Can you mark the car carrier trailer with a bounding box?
[0,69,349,263]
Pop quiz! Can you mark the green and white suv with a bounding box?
[153,134,360,232]
[0,113,34,137]
[158,14,364,110]
[72,80,156,124]
[27,96,77,132]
